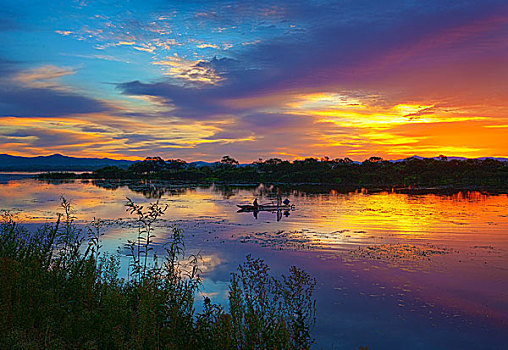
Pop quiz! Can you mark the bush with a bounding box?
[0,199,316,349]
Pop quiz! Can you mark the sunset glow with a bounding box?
[1,0,507,161]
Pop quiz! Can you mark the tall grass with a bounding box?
[0,198,316,349]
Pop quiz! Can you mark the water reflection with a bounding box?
[1,177,507,348]
[237,207,292,221]
[3,179,507,265]
[35,177,506,201]
[4,179,508,228]
[90,180,192,199]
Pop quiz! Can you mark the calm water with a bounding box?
[1,178,507,349]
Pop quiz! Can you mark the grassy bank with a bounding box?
[0,199,316,349]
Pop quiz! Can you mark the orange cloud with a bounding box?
[153,54,223,84]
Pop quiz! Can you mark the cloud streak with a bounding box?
[0,62,107,118]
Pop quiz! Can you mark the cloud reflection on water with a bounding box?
[1,178,507,348]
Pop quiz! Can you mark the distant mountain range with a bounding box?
[0,154,134,171]
[0,154,506,171]
[389,155,508,163]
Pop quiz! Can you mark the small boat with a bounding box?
[236,204,294,211]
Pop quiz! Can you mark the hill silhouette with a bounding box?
[0,154,134,171]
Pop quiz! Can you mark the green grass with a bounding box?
[0,198,316,349]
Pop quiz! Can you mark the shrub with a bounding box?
[0,199,316,349]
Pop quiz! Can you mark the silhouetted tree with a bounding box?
[220,155,239,167]
[64,154,508,187]
[166,158,187,170]
[364,156,383,163]
[128,156,167,174]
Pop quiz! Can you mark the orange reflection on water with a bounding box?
[1,180,507,251]
[2,178,506,342]
[0,179,228,223]
[280,190,508,250]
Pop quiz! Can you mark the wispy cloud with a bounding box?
[196,43,220,49]
[55,30,73,36]
[13,65,77,88]
[0,60,106,118]
[152,55,225,85]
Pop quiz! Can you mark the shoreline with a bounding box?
[34,176,508,194]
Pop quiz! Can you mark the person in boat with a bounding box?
[253,198,259,207]
[283,198,290,206]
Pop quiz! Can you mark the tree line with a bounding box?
[39,155,508,188]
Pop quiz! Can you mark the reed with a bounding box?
[0,198,316,349]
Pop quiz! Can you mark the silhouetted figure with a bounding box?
[253,198,258,207]
[283,198,290,205]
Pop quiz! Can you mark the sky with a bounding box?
[0,0,507,161]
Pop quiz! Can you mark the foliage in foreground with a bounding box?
[0,199,316,349]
